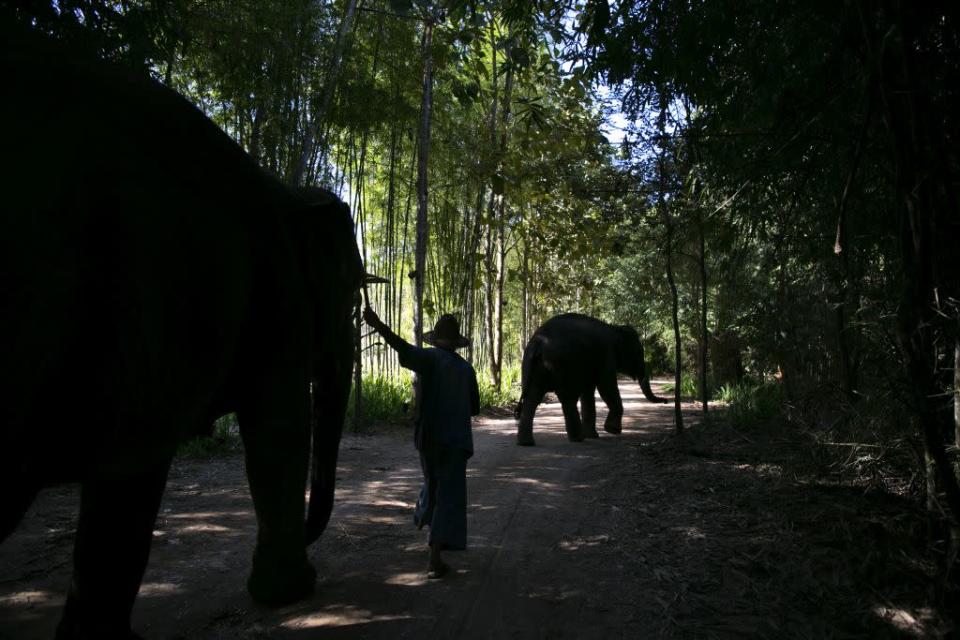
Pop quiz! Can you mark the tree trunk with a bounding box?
[833,90,872,400]
[491,29,515,392]
[666,223,684,434]
[352,127,370,428]
[292,0,358,186]
[483,13,501,389]
[412,18,435,409]
[955,334,960,478]
[396,135,414,377]
[657,94,684,433]
[484,222,496,382]
[494,207,505,391]
[248,106,264,165]
[384,109,399,379]
[878,8,960,522]
[522,233,529,352]
[464,186,484,364]
[698,220,709,418]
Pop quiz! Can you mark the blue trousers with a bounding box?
[414,446,468,550]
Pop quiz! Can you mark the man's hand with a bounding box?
[363,305,383,329]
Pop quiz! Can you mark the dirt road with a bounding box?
[0,380,951,638]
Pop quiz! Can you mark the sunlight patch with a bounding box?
[138,582,181,597]
[372,499,412,508]
[673,526,707,540]
[165,511,251,519]
[177,523,232,533]
[284,607,413,629]
[493,476,558,490]
[558,534,612,551]
[383,572,429,586]
[468,504,500,511]
[873,606,938,636]
[0,590,56,607]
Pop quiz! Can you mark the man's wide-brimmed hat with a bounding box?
[423,314,470,349]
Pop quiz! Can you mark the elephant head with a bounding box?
[236,188,364,606]
[615,325,668,403]
[296,188,363,545]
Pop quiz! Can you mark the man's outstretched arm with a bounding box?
[363,306,429,372]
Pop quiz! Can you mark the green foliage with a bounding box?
[661,372,698,400]
[716,380,783,430]
[346,374,412,429]
[644,337,670,376]
[478,362,521,409]
[345,363,519,432]
[178,413,239,458]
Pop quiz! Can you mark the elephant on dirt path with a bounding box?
[515,314,668,446]
[0,27,363,639]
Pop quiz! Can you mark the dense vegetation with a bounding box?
[5,0,958,597]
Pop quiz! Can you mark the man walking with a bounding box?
[363,307,480,578]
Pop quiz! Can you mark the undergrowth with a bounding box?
[346,374,411,429]
[478,363,521,409]
[715,379,783,429]
[661,372,699,400]
[180,363,522,443]
[178,413,239,458]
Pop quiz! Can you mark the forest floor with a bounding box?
[1,379,956,639]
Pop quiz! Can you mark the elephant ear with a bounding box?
[614,324,643,376]
[293,187,364,307]
[617,324,667,403]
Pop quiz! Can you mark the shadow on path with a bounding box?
[0,379,950,638]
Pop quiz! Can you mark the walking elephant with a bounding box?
[0,29,363,639]
[515,314,668,446]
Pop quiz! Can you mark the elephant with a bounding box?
[0,28,363,639]
[515,314,668,446]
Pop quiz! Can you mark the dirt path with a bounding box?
[0,380,952,638]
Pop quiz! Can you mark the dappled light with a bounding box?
[137,583,182,598]
[1,379,951,637]
[873,606,943,637]
[0,590,57,608]
[283,607,414,630]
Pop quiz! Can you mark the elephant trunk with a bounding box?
[305,329,353,545]
[636,354,668,403]
[639,376,668,403]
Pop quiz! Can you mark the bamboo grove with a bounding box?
[147,0,622,408]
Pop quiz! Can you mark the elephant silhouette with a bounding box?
[516,314,668,446]
[0,27,362,638]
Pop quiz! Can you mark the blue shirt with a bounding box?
[399,345,479,456]
[376,326,479,456]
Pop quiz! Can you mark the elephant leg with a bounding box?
[516,385,544,447]
[580,388,599,438]
[238,390,316,605]
[56,462,171,640]
[597,377,625,434]
[558,392,585,443]
[0,475,38,543]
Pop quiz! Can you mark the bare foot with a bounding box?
[426,561,450,579]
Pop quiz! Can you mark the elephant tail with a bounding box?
[640,376,669,403]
